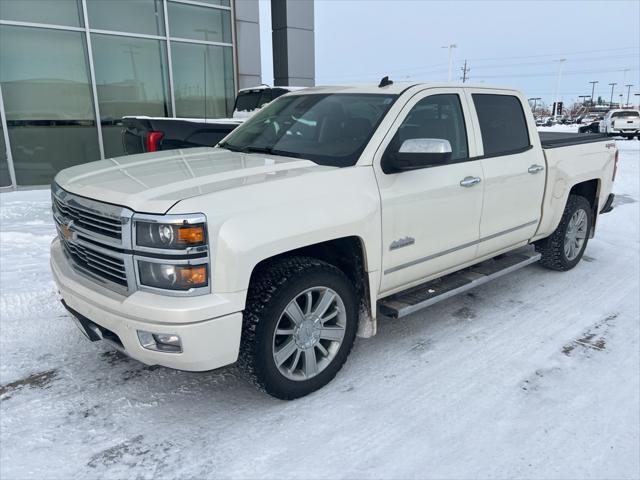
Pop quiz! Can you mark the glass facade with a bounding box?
[0,0,236,187]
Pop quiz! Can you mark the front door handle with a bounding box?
[528,164,545,174]
[460,176,481,187]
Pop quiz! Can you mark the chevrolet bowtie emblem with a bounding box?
[61,223,74,242]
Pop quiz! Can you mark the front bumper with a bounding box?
[51,239,243,371]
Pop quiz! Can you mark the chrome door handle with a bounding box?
[460,176,481,187]
[528,164,545,174]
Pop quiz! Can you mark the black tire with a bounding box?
[238,256,358,399]
[626,135,635,141]
[535,194,593,271]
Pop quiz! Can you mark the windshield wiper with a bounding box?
[218,143,300,159]
[218,142,245,152]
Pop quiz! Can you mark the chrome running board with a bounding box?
[378,247,541,319]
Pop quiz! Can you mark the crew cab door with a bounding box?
[465,91,546,257]
[373,89,484,294]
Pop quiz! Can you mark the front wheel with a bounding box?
[535,194,593,271]
[239,256,358,399]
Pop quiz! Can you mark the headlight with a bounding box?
[135,221,206,249]
[137,261,208,290]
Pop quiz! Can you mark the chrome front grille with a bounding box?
[61,237,128,287]
[52,184,134,294]
[53,196,122,240]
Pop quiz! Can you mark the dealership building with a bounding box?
[0,0,314,188]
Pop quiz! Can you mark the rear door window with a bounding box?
[472,94,530,157]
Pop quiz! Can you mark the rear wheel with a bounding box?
[239,256,358,399]
[535,195,592,271]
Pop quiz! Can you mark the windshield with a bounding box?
[220,93,397,167]
[612,111,639,118]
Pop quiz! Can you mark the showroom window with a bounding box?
[92,34,172,158]
[0,0,83,28]
[0,113,11,187]
[171,42,234,119]
[0,25,100,185]
[0,0,236,187]
[86,0,165,36]
[168,1,231,43]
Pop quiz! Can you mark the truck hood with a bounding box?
[55,147,333,213]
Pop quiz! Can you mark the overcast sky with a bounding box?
[258,0,640,107]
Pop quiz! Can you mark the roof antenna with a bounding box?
[378,76,393,88]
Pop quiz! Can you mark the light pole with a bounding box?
[553,58,566,117]
[609,82,617,108]
[578,95,591,105]
[625,84,633,107]
[442,44,457,82]
[528,97,541,115]
[589,80,598,107]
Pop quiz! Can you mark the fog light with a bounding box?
[137,330,182,353]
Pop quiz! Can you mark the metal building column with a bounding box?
[233,0,262,90]
[271,0,314,87]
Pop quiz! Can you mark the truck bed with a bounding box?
[539,131,608,149]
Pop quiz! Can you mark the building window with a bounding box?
[167,1,232,43]
[171,42,234,119]
[92,34,172,158]
[86,0,165,36]
[0,0,237,186]
[0,25,100,185]
[0,0,83,28]
[0,116,11,187]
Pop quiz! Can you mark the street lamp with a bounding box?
[553,59,566,116]
[528,97,542,114]
[441,44,457,82]
[609,82,617,108]
[578,95,591,105]
[589,80,598,106]
[625,84,633,107]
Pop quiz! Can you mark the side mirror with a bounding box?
[382,138,452,174]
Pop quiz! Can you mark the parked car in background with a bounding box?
[579,113,605,133]
[599,109,640,139]
[51,83,617,399]
[122,86,304,154]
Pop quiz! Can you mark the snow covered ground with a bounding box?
[1,140,639,479]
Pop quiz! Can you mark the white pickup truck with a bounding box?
[51,82,618,399]
[599,109,640,139]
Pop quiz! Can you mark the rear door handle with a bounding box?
[460,176,481,187]
[528,164,545,174]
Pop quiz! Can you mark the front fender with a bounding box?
[172,166,382,296]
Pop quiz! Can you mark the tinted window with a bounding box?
[0,25,100,185]
[234,90,272,112]
[171,42,235,118]
[472,94,530,156]
[87,0,165,36]
[92,34,172,158]
[0,0,82,27]
[612,111,639,118]
[221,94,396,167]
[167,2,232,43]
[393,94,468,161]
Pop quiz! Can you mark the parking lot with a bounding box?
[1,139,638,479]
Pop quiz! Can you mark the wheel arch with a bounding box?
[568,178,601,238]
[248,236,377,337]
